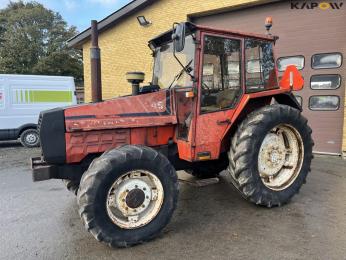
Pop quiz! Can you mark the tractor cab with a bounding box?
[143,22,300,161]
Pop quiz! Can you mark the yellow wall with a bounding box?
[82,0,264,101]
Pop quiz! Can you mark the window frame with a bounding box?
[308,95,340,111]
[198,33,244,114]
[244,38,279,93]
[311,52,343,70]
[310,74,342,90]
[276,55,305,72]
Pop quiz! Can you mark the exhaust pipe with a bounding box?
[90,20,102,102]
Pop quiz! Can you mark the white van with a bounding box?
[0,74,77,147]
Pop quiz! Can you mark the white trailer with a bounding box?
[0,74,77,147]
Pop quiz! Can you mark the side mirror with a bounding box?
[172,23,186,53]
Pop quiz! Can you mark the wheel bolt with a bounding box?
[143,187,146,191]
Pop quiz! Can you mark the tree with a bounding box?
[0,1,83,83]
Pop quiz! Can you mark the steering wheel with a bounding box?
[201,82,211,96]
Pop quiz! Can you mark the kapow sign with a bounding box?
[291,2,343,10]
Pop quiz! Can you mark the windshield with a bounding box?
[152,35,195,89]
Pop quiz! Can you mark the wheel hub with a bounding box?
[26,133,37,144]
[258,124,304,191]
[126,189,145,209]
[106,170,164,229]
[259,133,286,176]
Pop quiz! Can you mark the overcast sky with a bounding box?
[0,0,132,32]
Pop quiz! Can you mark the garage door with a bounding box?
[192,0,346,154]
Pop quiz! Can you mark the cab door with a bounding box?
[193,33,244,160]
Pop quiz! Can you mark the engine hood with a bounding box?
[64,90,177,132]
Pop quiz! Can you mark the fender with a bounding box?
[18,123,38,136]
[273,93,302,111]
[220,92,301,154]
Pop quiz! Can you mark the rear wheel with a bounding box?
[228,105,313,207]
[20,128,40,148]
[77,145,179,247]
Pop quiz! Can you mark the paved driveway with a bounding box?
[1,142,346,259]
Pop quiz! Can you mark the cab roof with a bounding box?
[149,22,276,48]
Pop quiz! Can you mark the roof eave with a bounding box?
[68,0,155,49]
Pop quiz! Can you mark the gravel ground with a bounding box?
[0,141,346,260]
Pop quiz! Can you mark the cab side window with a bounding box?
[201,35,242,113]
[245,39,277,93]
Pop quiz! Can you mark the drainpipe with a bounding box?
[90,20,102,102]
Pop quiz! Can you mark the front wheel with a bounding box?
[77,145,179,248]
[228,105,313,207]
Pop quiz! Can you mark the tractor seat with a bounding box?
[216,88,239,109]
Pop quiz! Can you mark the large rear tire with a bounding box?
[228,105,313,207]
[77,145,179,248]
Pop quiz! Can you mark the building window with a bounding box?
[311,53,342,69]
[245,39,277,93]
[201,35,242,113]
[309,96,340,111]
[310,74,341,90]
[295,95,302,106]
[277,55,305,72]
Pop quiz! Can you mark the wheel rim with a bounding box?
[25,133,38,144]
[106,170,164,229]
[258,124,304,191]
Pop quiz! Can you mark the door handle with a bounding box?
[217,119,231,125]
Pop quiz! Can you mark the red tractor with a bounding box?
[32,21,313,247]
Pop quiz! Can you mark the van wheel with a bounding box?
[20,129,40,148]
[77,145,179,248]
[228,105,313,207]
